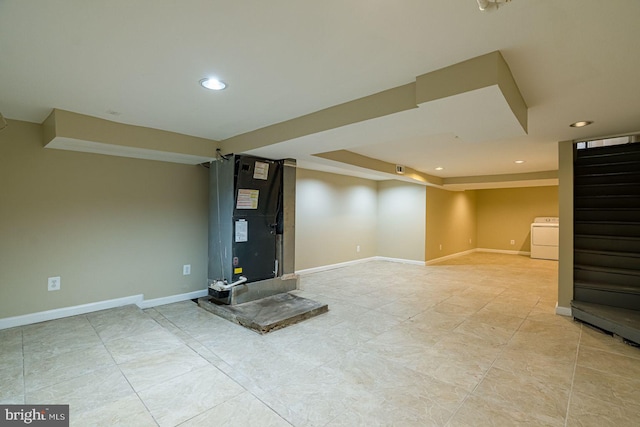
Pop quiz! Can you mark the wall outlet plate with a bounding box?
[48,276,61,291]
[183,264,191,275]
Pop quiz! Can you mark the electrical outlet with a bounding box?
[469,238,472,244]
[356,245,361,253]
[183,264,191,275]
[439,244,443,251]
[48,276,61,291]
[510,240,515,245]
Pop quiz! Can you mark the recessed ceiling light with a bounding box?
[200,78,227,91]
[514,160,525,164]
[435,167,444,171]
[570,120,593,128]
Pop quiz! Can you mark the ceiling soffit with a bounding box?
[39,51,529,189]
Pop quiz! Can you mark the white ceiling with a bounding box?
[1,0,639,187]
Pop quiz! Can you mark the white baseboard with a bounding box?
[137,289,208,309]
[374,256,425,266]
[0,294,143,330]
[476,248,532,256]
[555,304,572,317]
[296,257,376,275]
[425,249,477,265]
[0,289,209,330]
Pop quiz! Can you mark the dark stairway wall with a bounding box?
[574,143,640,311]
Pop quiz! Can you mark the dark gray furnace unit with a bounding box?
[206,154,298,305]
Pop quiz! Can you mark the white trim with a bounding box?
[555,304,572,317]
[374,256,425,266]
[0,289,211,330]
[0,294,143,330]
[425,249,477,265]
[476,248,531,256]
[137,289,208,309]
[296,257,376,275]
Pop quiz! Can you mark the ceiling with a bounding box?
[1,0,639,189]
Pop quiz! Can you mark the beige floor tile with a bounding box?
[72,394,157,427]
[518,317,582,340]
[573,365,640,407]
[431,300,481,317]
[442,294,493,311]
[23,327,103,360]
[0,364,24,404]
[267,331,353,370]
[506,329,579,364]
[493,347,575,390]
[0,344,22,372]
[90,315,164,343]
[26,365,133,415]
[179,392,291,427]
[339,309,403,337]
[432,331,504,364]
[406,308,467,334]
[375,297,434,320]
[579,325,640,360]
[103,327,184,364]
[567,391,640,427]
[472,366,570,425]
[118,345,209,392]
[396,346,490,392]
[0,395,23,405]
[219,343,318,392]
[577,346,640,379]
[198,326,273,366]
[0,327,23,353]
[260,363,375,426]
[449,394,561,426]
[466,309,524,331]
[138,364,245,427]
[350,291,402,310]
[452,318,515,346]
[22,316,92,344]
[359,324,440,364]
[479,301,532,319]
[11,253,629,426]
[24,344,115,393]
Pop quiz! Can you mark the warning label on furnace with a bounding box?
[253,161,269,180]
[235,219,248,242]
[236,189,259,209]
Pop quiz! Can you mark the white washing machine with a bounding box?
[531,217,559,260]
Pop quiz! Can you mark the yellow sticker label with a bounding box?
[234,267,243,274]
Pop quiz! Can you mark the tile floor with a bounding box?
[1,253,639,426]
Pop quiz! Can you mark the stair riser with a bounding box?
[574,269,639,287]
[575,210,640,222]
[574,288,640,312]
[575,184,640,197]
[575,172,640,186]
[574,252,640,270]
[576,151,640,165]
[575,196,640,209]
[575,236,640,253]
[575,223,640,238]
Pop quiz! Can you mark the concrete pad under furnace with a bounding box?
[198,293,328,334]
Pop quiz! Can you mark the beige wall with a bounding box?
[0,120,209,319]
[295,168,377,270]
[476,186,558,252]
[377,180,426,262]
[425,187,477,261]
